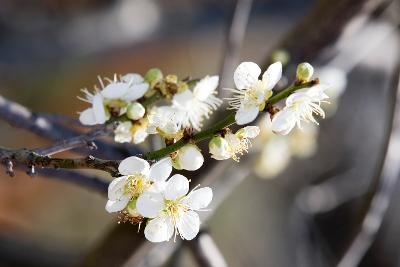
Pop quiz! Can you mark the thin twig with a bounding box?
[35,123,115,156]
[219,0,254,95]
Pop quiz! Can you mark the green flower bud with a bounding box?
[296,62,314,82]
[144,68,163,84]
[271,49,290,66]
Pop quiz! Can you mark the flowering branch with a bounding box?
[144,79,319,160]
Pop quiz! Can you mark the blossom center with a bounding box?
[124,174,152,197]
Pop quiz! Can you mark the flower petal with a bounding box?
[136,192,165,218]
[121,73,144,84]
[144,214,174,242]
[165,174,189,201]
[92,93,107,124]
[123,83,149,101]
[235,106,259,125]
[184,187,213,210]
[193,75,219,101]
[271,109,296,135]
[234,62,261,90]
[262,61,282,90]
[105,195,130,213]
[101,82,129,99]
[108,176,129,201]
[118,156,150,176]
[177,210,200,240]
[172,90,193,108]
[148,157,172,182]
[79,108,97,125]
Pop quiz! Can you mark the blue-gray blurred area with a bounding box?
[0,0,399,267]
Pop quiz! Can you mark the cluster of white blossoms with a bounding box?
[227,61,329,136]
[106,156,212,242]
[75,60,332,243]
[78,69,222,145]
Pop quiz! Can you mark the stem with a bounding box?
[145,80,318,160]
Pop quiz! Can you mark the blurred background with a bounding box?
[0,0,399,266]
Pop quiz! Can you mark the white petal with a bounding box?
[132,127,148,144]
[92,93,107,124]
[193,75,219,101]
[175,145,204,171]
[235,106,259,125]
[105,196,130,213]
[240,126,260,138]
[172,90,193,108]
[262,61,282,90]
[271,109,297,135]
[101,83,129,99]
[118,156,150,176]
[79,108,97,125]
[184,187,213,210]
[165,174,189,201]
[148,157,172,182]
[144,214,174,242]
[108,176,129,201]
[136,192,165,218]
[177,210,200,240]
[234,62,261,90]
[121,73,144,84]
[123,83,149,101]
[306,84,329,101]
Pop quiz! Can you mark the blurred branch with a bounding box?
[187,230,228,267]
[336,44,400,267]
[0,94,140,158]
[38,169,109,193]
[219,0,253,93]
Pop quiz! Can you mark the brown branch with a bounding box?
[0,147,120,176]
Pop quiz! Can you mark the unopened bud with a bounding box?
[127,102,145,120]
[296,62,314,82]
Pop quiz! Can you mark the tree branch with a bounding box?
[0,147,120,176]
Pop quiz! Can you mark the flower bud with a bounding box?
[209,136,231,160]
[127,102,145,120]
[144,68,163,84]
[296,62,314,82]
[172,144,204,171]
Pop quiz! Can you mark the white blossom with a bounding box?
[172,144,204,171]
[209,126,260,161]
[113,121,149,144]
[105,157,172,213]
[226,62,282,125]
[147,106,183,138]
[136,174,213,242]
[171,75,222,131]
[101,73,149,102]
[271,84,329,135]
[78,90,108,125]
